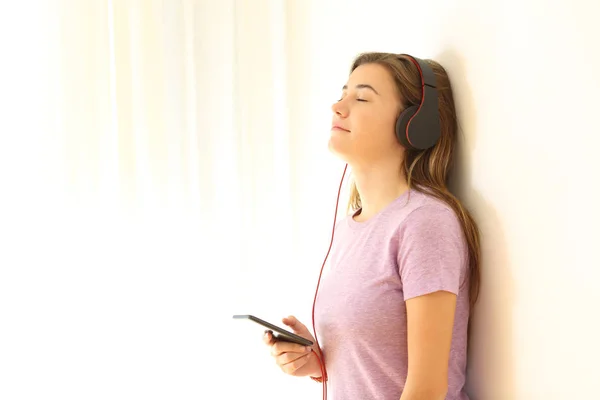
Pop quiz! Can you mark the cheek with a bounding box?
[354,113,398,147]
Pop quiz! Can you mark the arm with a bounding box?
[400,290,456,400]
[396,205,467,400]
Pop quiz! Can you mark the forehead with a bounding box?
[347,63,397,96]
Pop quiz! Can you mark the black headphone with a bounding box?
[394,54,441,150]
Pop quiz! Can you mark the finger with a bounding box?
[282,315,302,330]
[271,341,312,357]
[282,316,310,336]
[263,330,275,346]
[263,331,274,345]
[280,352,311,374]
[276,350,311,366]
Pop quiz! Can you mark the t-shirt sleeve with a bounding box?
[397,204,467,301]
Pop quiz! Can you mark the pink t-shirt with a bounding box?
[314,189,470,399]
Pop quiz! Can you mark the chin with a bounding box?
[327,139,353,163]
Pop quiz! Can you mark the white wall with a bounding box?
[295,0,600,399]
[1,1,597,399]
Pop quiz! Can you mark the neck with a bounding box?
[351,159,409,221]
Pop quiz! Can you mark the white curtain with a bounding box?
[0,1,345,399]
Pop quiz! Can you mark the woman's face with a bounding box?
[328,63,404,166]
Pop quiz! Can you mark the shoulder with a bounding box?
[394,190,467,268]
[387,189,461,234]
[395,191,469,298]
[403,193,461,234]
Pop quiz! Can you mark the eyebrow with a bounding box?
[342,84,380,95]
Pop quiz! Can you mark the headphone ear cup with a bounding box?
[395,106,418,148]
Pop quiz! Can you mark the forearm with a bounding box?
[399,380,447,400]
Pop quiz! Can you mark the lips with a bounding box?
[331,125,349,132]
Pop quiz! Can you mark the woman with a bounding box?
[263,52,480,400]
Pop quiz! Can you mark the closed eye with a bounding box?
[337,97,368,102]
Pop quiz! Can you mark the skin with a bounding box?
[264,63,456,399]
[262,316,323,378]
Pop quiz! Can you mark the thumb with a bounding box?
[282,315,308,334]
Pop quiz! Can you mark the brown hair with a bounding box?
[347,52,480,310]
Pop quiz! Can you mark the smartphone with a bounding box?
[232,314,314,346]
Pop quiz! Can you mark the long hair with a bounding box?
[347,52,481,309]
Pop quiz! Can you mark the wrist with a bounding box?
[308,348,327,382]
[308,360,326,382]
[309,362,324,380]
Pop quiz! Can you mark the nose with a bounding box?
[331,99,348,118]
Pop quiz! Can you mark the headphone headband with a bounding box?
[395,54,441,150]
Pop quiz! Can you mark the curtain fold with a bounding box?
[0,1,320,398]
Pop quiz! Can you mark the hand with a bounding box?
[262,315,323,378]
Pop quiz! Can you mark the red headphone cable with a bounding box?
[310,163,348,400]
